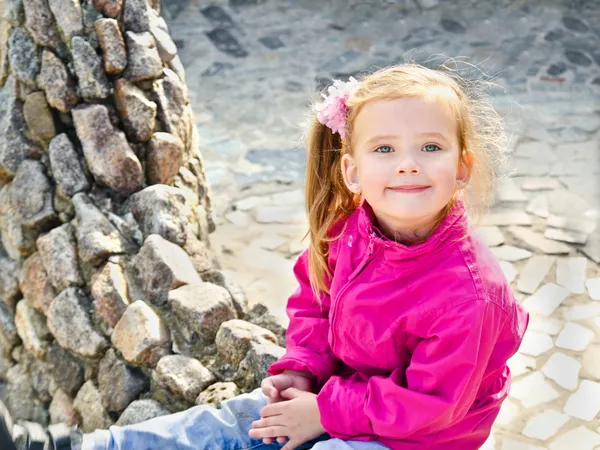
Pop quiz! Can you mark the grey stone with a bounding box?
[147,132,183,184]
[154,354,216,403]
[106,212,143,246]
[11,160,57,229]
[37,222,84,291]
[8,28,41,86]
[95,19,127,74]
[72,193,133,266]
[22,0,62,48]
[195,382,239,408]
[72,104,143,195]
[27,355,56,402]
[0,301,20,354]
[0,186,39,258]
[124,31,163,82]
[0,25,11,88]
[14,299,51,358]
[71,36,110,100]
[168,283,236,346]
[0,77,37,183]
[46,287,109,358]
[127,185,193,246]
[153,68,192,147]
[4,363,49,424]
[133,234,201,305]
[37,50,79,112]
[4,0,26,26]
[237,340,285,390]
[92,0,122,18]
[49,389,81,426]
[23,91,56,142]
[116,399,170,426]
[201,270,248,319]
[0,255,20,308]
[48,0,84,42]
[215,320,277,370]
[114,78,157,142]
[167,54,185,83]
[48,134,90,196]
[183,233,215,275]
[47,342,85,397]
[90,261,130,328]
[244,303,286,347]
[111,300,171,367]
[149,11,176,62]
[73,380,114,433]
[98,349,149,413]
[122,0,150,32]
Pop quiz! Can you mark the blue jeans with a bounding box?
[82,389,389,450]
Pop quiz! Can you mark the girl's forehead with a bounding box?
[352,97,458,144]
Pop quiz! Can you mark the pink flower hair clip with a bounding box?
[315,76,361,139]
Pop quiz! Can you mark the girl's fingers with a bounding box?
[248,426,288,440]
[281,439,299,450]
[252,416,284,429]
[263,438,273,445]
[277,436,288,444]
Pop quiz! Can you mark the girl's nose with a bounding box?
[396,155,420,174]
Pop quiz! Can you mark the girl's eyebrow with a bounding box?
[363,132,451,146]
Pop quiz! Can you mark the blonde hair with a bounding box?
[304,61,509,296]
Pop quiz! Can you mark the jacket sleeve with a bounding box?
[267,246,340,388]
[316,300,506,440]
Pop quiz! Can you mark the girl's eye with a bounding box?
[375,146,393,153]
[423,144,441,152]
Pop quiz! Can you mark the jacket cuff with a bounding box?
[267,347,337,388]
[316,376,374,438]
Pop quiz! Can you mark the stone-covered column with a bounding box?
[0,0,286,431]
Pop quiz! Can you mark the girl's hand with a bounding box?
[259,371,314,445]
[249,388,326,450]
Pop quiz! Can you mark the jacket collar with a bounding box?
[356,198,469,262]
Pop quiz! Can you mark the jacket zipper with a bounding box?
[330,234,376,353]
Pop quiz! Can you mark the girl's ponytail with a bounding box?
[305,117,355,298]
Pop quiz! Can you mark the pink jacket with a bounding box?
[268,200,529,449]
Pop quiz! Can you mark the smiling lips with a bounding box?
[388,185,431,193]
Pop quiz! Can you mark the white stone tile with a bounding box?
[492,245,533,262]
[254,233,288,251]
[508,226,572,255]
[502,438,546,450]
[235,196,263,211]
[556,257,587,294]
[555,322,595,352]
[482,209,533,226]
[528,316,563,336]
[563,381,600,421]
[522,283,570,316]
[224,210,251,226]
[526,194,550,219]
[595,317,600,330]
[476,226,505,247]
[545,228,588,245]
[563,303,600,321]
[255,205,306,224]
[521,177,561,191]
[581,345,600,382]
[586,278,600,301]
[497,179,528,202]
[495,398,521,426]
[548,426,600,450]
[500,261,519,283]
[541,352,581,391]
[520,331,554,357]
[522,410,570,440]
[547,215,597,234]
[517,255,556,295]
[508,352,537,377]
[510,371,560,408]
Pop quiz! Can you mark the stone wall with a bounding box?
[0,0,286,432]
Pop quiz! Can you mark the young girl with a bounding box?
[1,63,528,450]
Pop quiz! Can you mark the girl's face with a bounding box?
[341,96,470,241]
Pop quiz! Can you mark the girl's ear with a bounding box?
[456,150,472,190]
[341,154,360,193]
